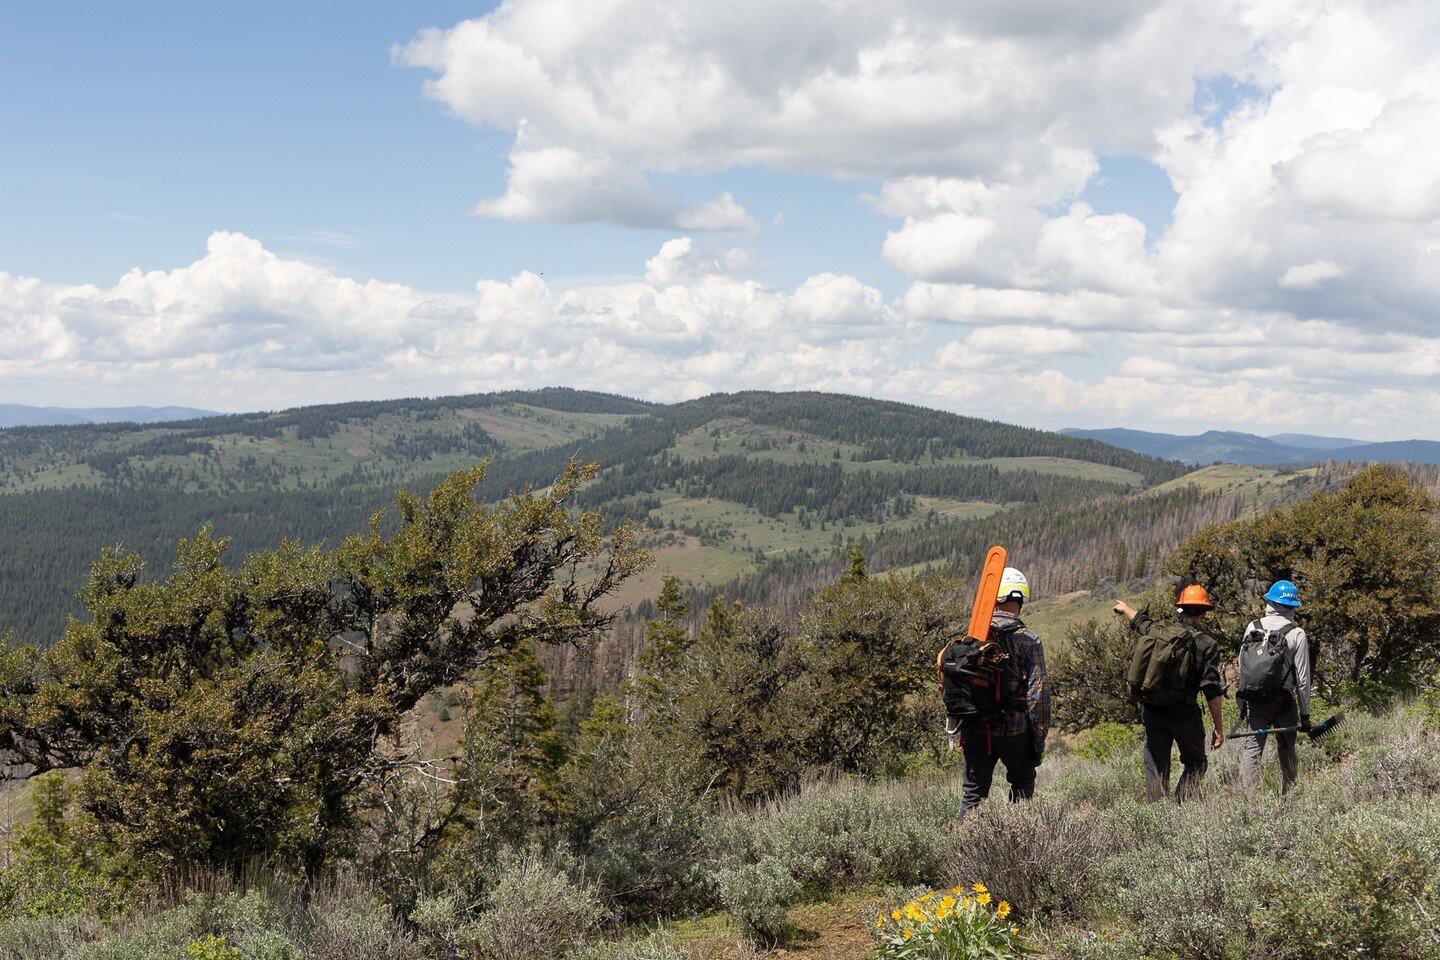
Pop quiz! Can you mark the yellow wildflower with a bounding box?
[1011,926,1020,936]
[939,895,956,911]
[951,886,964,895]
[973,882,988,893]
[876,915,885,928]
[918,891,935,902]
[903,928,913,940]
[997,901,1011,919]
[891,909,902,921]
[961,897,975,910]
[903,903,925,923]
[978,891,992,906]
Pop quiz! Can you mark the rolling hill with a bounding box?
[0,388,1333,653]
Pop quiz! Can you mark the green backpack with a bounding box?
[1127,621,1197,708]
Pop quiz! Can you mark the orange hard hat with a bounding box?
[1176,584,1213,609]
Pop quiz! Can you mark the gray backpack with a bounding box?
[1237,622,1297,704]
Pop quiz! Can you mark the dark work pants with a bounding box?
[1141,705,1207,803]
[959,726,1036,818]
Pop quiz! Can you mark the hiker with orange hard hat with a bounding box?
[1114,583,1226,803]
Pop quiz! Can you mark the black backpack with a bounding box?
[1237,622,1298,704]
[941,622,1025,726]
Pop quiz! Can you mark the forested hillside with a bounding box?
[0,388,1198,645]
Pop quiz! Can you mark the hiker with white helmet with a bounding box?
[953,567,1050,817]
[1114,584,1226,803]
[1236,579,1312,793]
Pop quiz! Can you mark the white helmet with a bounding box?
[997,567,1030,604]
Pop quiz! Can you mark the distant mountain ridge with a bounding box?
[0,403,219,428]
[1061,427,1440,466]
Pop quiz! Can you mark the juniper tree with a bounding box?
[637,564,965,799]
[0,461,647,877]
[1167,464,1440,697]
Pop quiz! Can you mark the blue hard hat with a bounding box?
[1264,580,1301,607]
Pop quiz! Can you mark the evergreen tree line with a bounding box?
[0,388,646,492]
[0,484,399,643]
[677,482,1255,621]
[654,391,1188,484]
[573,455,1130,522]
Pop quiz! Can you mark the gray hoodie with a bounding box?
[1244,604,1312,715]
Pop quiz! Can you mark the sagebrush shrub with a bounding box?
[1342,731,1440,800]
[708,778,956,895]
[1098,798,1307,960]
[294,878,425,960]
[568,928,693,960]
[0,883,371,960]
[462,849,605,960]
[714,858,801,945]
[0,916,99,960]
[953,797,1104,920]
[1042,755,1142,810]
[1254,807,1440,960]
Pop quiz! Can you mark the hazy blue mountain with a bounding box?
[0,404,219,428]
[1268,432,1363,449]
[1060,428,1308,464]
[1062,427,1440,466]
[1334,440,1440,464]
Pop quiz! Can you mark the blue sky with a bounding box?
[2,1,1438,437]
[1,2,901,293]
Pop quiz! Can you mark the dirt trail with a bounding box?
[681,897,877,960]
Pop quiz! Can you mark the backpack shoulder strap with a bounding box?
[990,618,1024,638]
[1167,621,1200,645]
[1266,622,1299,646]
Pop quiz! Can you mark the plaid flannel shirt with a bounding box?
[985,611,1051,751]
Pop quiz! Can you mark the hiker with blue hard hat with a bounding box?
[1235,579,1313,793]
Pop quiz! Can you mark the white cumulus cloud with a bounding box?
[8,234,1440,437]
[396,0,1253,229]
[1279,260,1347,290]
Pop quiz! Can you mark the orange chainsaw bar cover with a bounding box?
[967,545,1009,642]
[937,545,1008,678]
